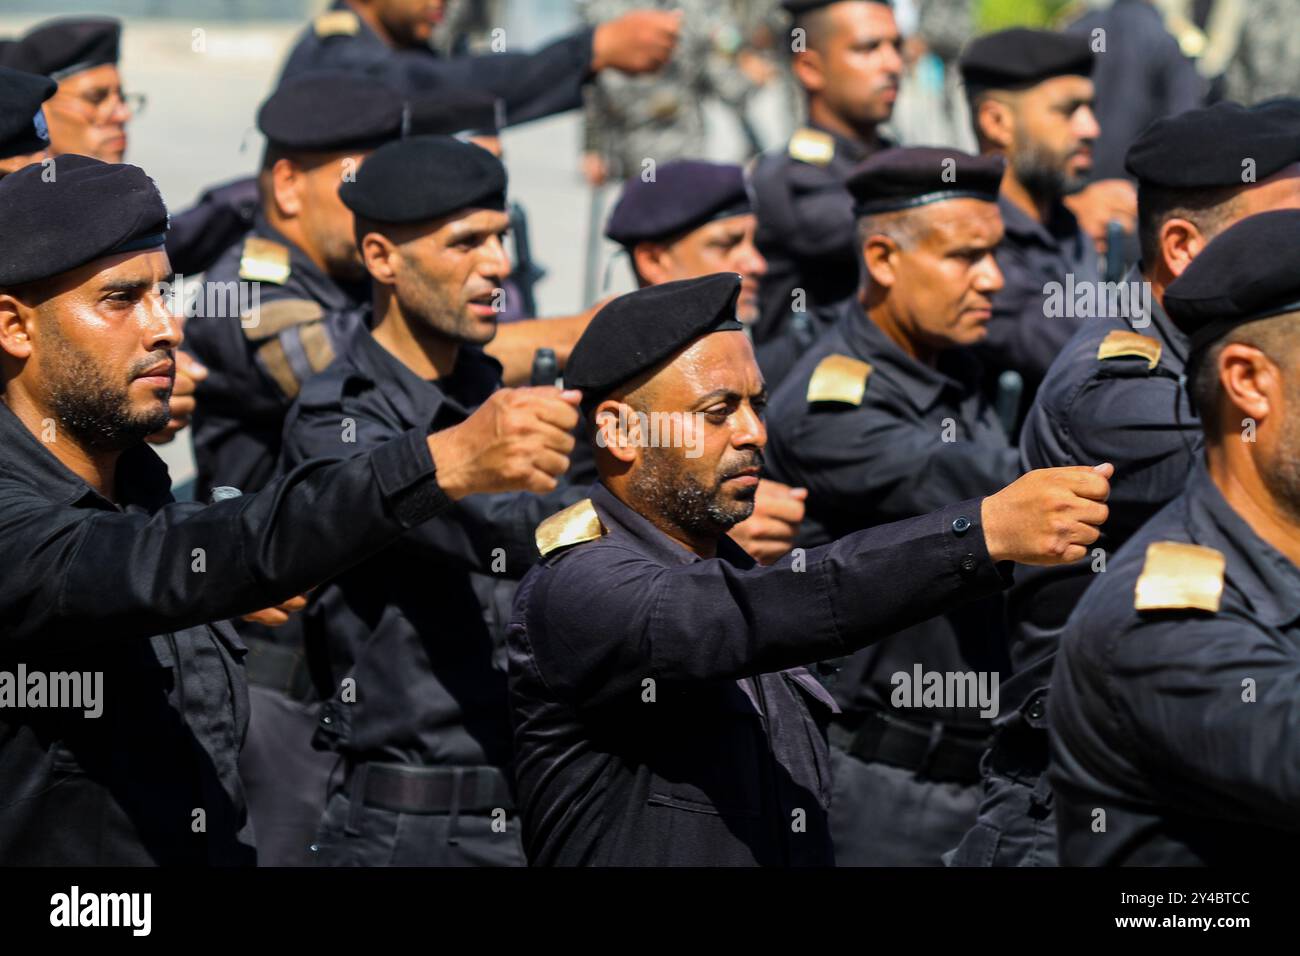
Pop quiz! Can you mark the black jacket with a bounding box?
[0,399,450,864]
[184,216,368,502]
[279,0,593,127]
[279,324,579,768]
[1051,463,1300,865]
[509,481,1011,865]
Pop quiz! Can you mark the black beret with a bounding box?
[408,89,503,137]
[847,147,1003,215]
[0,155,168,287]
[0,65,55,160]
[258,71,406,153]
[565,273,744,401]
[1163,209,1300,355]
[606,160,750,247]
[2,17,120,80]
[959,28,1094,92]
[781,0,892,14]
[1125,99,1300,188]
[339,134,506,224]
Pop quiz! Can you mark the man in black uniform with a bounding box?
[0,155,578,865]
[282,136,583,867]
[751,0,902,377]
[765,147,1020,865]
[185,72,404,504]
[959,29,1101,424]
[951,100,1300,867]
[280,0,680,124]
[1051,209,1300,865]
[0,65,54,177]
[508,272,1115,866]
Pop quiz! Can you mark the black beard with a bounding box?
[1012,138,1087,205]
[630,446,761,537]
[44,327,171,451]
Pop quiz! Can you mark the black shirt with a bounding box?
[280,0,594,127]
[279,323,580,767]
[765,304,1018,720]
[509,481,1011,865]
[1051,463,1300,865]
[977,194,1099,420]
[184,216,367,502]
[0,397,449,864]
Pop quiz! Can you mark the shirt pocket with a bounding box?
[645,682,765,819]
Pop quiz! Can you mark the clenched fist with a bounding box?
[982,463,1113,565]
[591,9,682,74]
[730,480,807,565]
[428,386,582,498]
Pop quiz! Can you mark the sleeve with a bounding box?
[525,499,1011,708]
[780,400,1021,523]
[1107,613,1300,833]
[386,30,595,126]
[0,429,448,649]
[1062,372,1203,538]
[281,394,582,577]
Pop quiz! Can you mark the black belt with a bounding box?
[348,762,515,816]
[244,636,315,702]
[830,709,990,785]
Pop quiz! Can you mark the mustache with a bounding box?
[719,450,765,481]
[127,349,175,382]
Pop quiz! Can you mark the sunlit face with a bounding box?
[373,0,446,47]
[1009,75,1099,197]
[808,2,903,127]
[609,330,768,535]
[874,199,1005,350]
[44,64,133,162]
[645,215,768,324]
[385,206,512,345]
[3,249,179,449]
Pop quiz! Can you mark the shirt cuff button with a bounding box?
[952,516,972,535]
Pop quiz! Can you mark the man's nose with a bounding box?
[739,242,768,279]
[145,293,182,350]
[733,403,767,449]
[1074,105,1101,142]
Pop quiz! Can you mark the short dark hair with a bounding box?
[1190,311,1300,439]
[1137,181,1242,270]
[793,8,835,56]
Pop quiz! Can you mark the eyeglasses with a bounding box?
[57,88,146,120]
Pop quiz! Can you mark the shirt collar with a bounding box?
[1184,463,1300,627]
[1122,264,1191,367]
[344,323,503,430]
[0,399,173,511]
[838,302,982,414]
[997,193,1083,250]
[588,481,755,570]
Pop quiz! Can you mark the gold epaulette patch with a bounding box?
[536,499,606,557]
[314,10,360,38]
[1098,330,1161,370]
[788,127,835,166]
[241,298,325,342]
[807,354,872,406]
[1134,541,1226,613]
[238,237,291,285]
